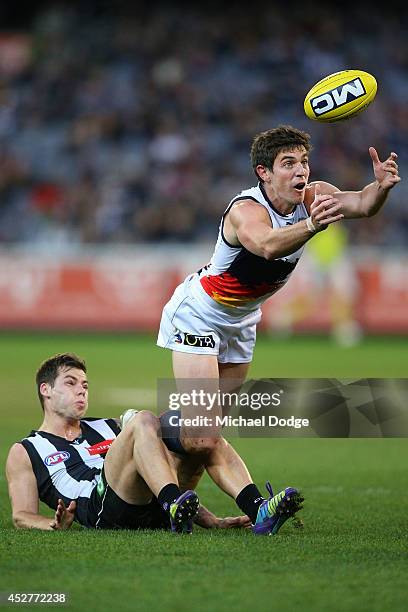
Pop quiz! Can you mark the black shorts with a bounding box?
[84,468,170,531]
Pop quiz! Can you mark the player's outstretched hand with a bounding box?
[310,184,344,231]
[50,498,76,530]
[216,515,252,529]
[369,147,401,190]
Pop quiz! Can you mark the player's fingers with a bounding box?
[321,199,340,209]
[317,215,344,226]
[369,146,380,163]
[220,516,249,528]
[320,214,344,226]
[232,518,250,528]
[390,152,398,160]
[313,192,333,201]
[234,515,251,526]
[55,499,66,518]
[384,163,398,174]
[221,517,239,528]
[316,194,336,203]
[314,203,342,220]
[311,187,331,206]
[67,501,76,514]
[53,514,62,527]
[311,196,338,213]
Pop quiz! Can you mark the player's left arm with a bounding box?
[310,148,401,219]
[194,504,251,529]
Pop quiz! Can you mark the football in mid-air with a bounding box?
[304,69,377,123]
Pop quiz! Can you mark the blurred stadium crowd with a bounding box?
[0,1,407,248]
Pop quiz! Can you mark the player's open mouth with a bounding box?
[293,182,306,192]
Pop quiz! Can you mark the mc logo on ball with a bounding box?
[311,78,366,116]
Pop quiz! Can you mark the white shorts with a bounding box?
[157,276,261,364]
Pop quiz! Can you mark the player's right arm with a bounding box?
[6,443,75,530]
[226,186,343,260]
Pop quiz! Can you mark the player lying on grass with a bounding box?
[6,353,303,534]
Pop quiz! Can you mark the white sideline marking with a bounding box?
[106,388,156,408]
[308,486,391,495]
[362,487,392,496]
[309,486,344,494]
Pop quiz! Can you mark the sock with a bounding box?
[158,483,181,513]
[236,484,265,524]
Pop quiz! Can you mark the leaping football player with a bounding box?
[157,124,400,526]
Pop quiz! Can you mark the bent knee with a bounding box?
[181,436,220,455]
[127,410,160,436]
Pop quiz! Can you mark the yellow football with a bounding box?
[304,69,377,123]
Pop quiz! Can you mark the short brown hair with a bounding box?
[36,353,87,410]
[251,125,312,181]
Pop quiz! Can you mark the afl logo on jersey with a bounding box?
[44,451,70,466]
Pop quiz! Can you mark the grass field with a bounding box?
[0,333,407,611]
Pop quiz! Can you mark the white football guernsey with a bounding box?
[157,183,310,361]
[190,182,309,314]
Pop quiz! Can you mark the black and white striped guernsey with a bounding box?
[20,418,121,526]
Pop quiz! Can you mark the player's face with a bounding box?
[46,367,89,419]
[270,147,310,206]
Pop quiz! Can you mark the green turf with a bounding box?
[0,333,407,611]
